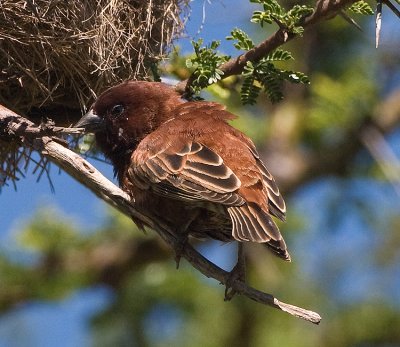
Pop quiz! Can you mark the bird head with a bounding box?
[75,80,184,160]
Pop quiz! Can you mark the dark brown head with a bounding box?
[76,81,184,178]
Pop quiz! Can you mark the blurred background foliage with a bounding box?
[1,0,400,346]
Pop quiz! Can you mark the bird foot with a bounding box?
[224,243,246,301]
[224,262,246,301]
[173,210,200,269]
[174,235,188,269]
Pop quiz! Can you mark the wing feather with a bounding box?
[129,104,290,261]
[131,141,244,206]
[245,143,286,221]
[189,145,223,165]
[145,159,168,180]
[228,203,290,261]
[185,160,231,178]
[230,207,247,241]
[256,158,286,221]
[157,152,186,171]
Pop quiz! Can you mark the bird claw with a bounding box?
[174,253,182,269]
[224,262,246,301]
[224,243,246,301]
[174,235,188,269]
[173,210,200,269]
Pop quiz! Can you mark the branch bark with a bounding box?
[0,104,321,324]
[175,0,358,94]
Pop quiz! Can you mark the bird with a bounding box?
[75,81,290,290]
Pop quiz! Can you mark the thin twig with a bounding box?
[383,0,400,18]
[339,10,362,31]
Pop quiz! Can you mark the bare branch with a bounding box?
[0,105,83,138]
[0,104,321,324]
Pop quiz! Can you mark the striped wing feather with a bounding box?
[131,142,245,206]
[132,139,290,260]
[244,142,286,222]
[256,158,286,221]
[228,203,290,261]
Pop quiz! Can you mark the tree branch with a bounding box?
[0,104,321,324]
[175,0,358,94]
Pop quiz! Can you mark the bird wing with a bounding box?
[255,154,286,222]
[130,140,245,206]
[228,203,290,260]
[129,102,288,259]
[131,136,290,259]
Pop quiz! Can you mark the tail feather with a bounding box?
[228,203,291,261]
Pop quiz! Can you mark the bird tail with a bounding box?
[228,203,291,261]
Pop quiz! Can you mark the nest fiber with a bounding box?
[0,0,188,116]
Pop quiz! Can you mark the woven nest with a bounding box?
[0,0,189,118]
[0,0,189,189]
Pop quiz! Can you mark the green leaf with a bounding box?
[185,59,193,68]
[250,0,313,34]
[266,49,294,61]
[241,73,262,105]
[251,10,273,26]
[186,39,229,93]
[238,55,309,104]
[262,0,283,15]
[286,4,314,20]
[226,28,255,51]
[283,71,310,84]
[349,0,374,15]
[210,40,221,50]
[263,74,284,103]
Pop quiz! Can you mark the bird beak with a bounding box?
[75,109,104,132]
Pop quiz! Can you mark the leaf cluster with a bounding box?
[241,53,309,104]
[185,0,315,104]
[227,28,309,104]
[348,0,374,15]
[183,0,379,104]
[250,0,313,35]
[226,28,255,50]
[185,39,230,93]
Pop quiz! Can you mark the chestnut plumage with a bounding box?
[76,81,290,261]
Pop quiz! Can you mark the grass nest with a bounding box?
[0,0,189,190]
[0,0,189,119]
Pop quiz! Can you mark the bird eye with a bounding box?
[110,104,125,117]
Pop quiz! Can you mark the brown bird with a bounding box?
[76,81,290,280]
